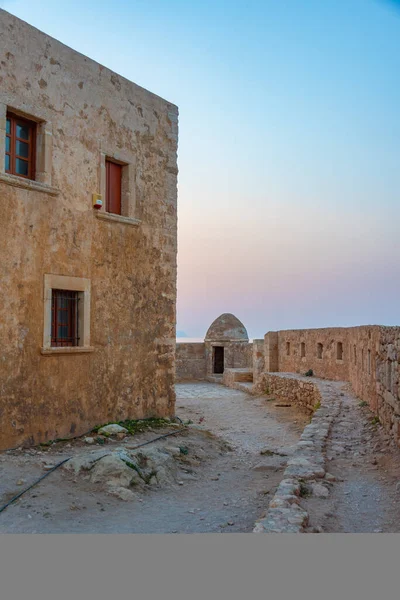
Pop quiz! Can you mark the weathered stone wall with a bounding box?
[223,367,253,389]
[205,341,253,377]
[252,339,265,389]
[372,327,400,441]
[256,372,321,413]
[176,343,206,381]
[261,325,400,446]
[175,341,252,381]
[347,326,381,413]
[0,11,178,450]
[271,327,352,381]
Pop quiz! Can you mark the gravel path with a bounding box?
[176,382,309,456]
[298,382,400,532]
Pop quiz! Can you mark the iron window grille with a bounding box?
[51,290,80,347]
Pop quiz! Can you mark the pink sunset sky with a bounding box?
[3,0,400,339]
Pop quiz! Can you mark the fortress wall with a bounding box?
[176,343,206,381]
[262,326,400,445]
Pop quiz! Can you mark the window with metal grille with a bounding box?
[106,159,122,215]
[51,290,80,347]
[5,112,36,180]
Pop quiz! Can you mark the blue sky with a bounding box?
[2,0,400,338]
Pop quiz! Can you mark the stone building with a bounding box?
[0,10,178,450]
[204,313,251,378]
[176,314,253,381]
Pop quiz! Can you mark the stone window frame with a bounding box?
[0,101,59,196]
[41,274,94,355]
[95,150,140,226]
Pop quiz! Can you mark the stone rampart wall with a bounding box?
[256,372,321,413]
[262,326,400,446]
[176,343,206,381]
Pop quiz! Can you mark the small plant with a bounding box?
[92,417,172,436]
[299,481,310,498]
[260,449,275,456]
[265,386,271,395]
[371,416,380,425]
[260,449,287,457]
[313,401,321,412]
[305,369,314,377]
[359,401,368,408]
[179,446,189,455]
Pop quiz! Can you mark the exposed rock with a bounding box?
[164,446,181,457]
[84,437,95,444]
[108,486,136,501]
[97,424,128,436]
[63,454,105,474]
[90,454,141,487]
[311,483,329,498]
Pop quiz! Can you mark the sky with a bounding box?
[1,0,400,339]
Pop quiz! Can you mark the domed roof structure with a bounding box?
[205,313,249,342]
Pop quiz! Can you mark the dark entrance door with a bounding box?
[213,346,224,374]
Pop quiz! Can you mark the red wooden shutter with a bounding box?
[106,160,122,215]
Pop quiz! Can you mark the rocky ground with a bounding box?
[0,383,308,533]
[2,381,400,533]
[301,382,400,532]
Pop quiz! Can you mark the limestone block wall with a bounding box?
[223,368,253,388]
[252,339,265,389]
[176,343,206,381]
[372,327,400,441]
[347,326,381,412]
[0,11,178,450]
[256,373,321,413]
[261,325,400,446]
[205,341,253,377]
[175,340,253,381]
[272,327,351,381]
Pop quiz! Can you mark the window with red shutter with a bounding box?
[105,160,122,215]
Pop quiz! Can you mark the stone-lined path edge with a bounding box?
[253,377,343,533]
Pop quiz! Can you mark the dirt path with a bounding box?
[300,382,400,532]
[0,383,309,533]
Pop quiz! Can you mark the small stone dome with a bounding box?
[205,313,249,342]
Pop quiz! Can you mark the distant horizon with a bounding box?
[3,0,399,339]
[176,320,397,342]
